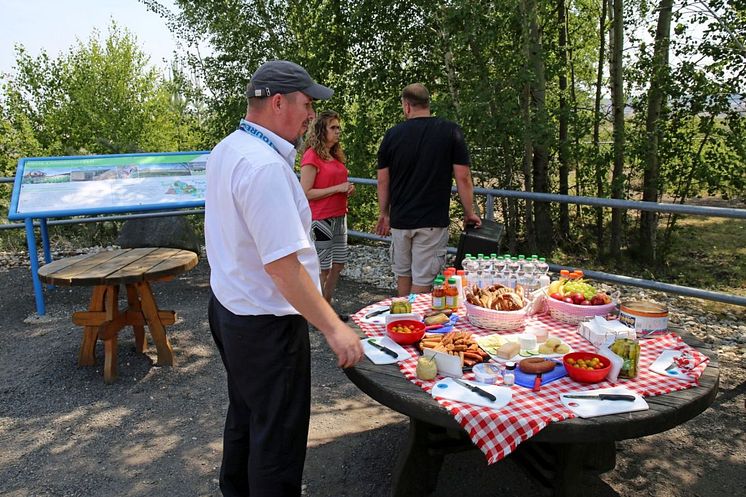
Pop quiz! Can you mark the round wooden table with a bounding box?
[38,247,199,383]
[345,328,719,497]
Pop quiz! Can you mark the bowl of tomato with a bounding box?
[386,319,426,345]
[563,351,611,383]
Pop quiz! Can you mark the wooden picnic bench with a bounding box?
[37,247,199,383]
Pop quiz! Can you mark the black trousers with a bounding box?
[208,294,311,497]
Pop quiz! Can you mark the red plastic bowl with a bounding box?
[563,352,611,383]
[386,319,426,345]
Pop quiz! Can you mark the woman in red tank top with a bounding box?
[300,111,355,319]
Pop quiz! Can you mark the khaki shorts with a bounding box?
[390,227,449,286]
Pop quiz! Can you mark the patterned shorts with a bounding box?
[311,216,348,270]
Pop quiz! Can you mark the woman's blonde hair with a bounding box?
[303,110,346,162]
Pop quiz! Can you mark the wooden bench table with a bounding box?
[38,247,199,383]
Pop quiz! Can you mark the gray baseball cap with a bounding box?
[246,60,333,100]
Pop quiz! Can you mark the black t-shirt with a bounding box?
[377,116,470,229]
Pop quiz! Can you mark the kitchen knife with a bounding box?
[366,339,399,359]
[452,378,497,402]
[364,308,390,319]
[563,394,636,401]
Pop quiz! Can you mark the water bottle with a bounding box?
[507,257,519,289]
[461,253,472,283]
[522,256,536,293]
[476,254,486,288]
[488,253,498,287]
[537,257,551,289]
[466,256,479,288]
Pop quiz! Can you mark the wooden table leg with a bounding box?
[101,285,120,384]
[125,284,147,353]
[136,281,174,366]
[78,286,106,366]
[391,418,446,497]
[552,441,616,497]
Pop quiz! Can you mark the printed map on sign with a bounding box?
[8,152,209,219]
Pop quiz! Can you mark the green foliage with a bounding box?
[1,22,205,160]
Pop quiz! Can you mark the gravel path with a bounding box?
[0,244,744,497]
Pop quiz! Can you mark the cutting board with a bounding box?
[560,386,649,418]
[514,362,567,389]
[432,377,512,409]
[362,337,411,364]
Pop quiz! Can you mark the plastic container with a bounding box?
[473,362,502,384]
[386,319,426,345]
[563,352,611,383]
[618,301,669,338]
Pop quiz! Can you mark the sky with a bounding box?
[0,0,180,75]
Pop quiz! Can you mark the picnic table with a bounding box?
[37,247,199,383]
[347,296,719,497]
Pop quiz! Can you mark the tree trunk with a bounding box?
[558,0,570,237]
[593,0,608,257]
[521,0,536,252]
[608,0,625,258]
[639,0,674,263]
[525,0,553,254]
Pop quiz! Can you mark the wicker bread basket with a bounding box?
[464,301,527,330]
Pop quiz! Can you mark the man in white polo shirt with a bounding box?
[205,60,363,497]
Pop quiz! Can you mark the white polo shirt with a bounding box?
[205,121,321,316]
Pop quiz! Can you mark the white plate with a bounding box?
[476,333,573,363]
[432,377,512,409]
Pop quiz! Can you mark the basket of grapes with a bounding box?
[544,276,616,324]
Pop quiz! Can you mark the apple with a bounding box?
[590,293,611,305]
[550,292,564,301]
[580,300,592,306]
[571,292,586,305]
[563,297,574,304]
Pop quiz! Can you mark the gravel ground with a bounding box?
[0,244,744,497]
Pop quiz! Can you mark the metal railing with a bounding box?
[2,176,745,306]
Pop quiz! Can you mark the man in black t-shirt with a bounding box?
[376,83,481,296]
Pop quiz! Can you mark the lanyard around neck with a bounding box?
[238,119,279,153]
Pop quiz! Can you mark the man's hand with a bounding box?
[375,214,390,236]
[346,183,355,196]
[265,253,363,368]
[464,213,481,228]
[325,324,364,368]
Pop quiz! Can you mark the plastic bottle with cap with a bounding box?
[503,361,516,386]
[537,257,551,289]
[445,277,459,309]
[507,257,520,289]
[460,253,472,286]
[431,277,445,310]
[456,269,467,305]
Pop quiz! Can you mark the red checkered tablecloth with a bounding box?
[353,294,709,465]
